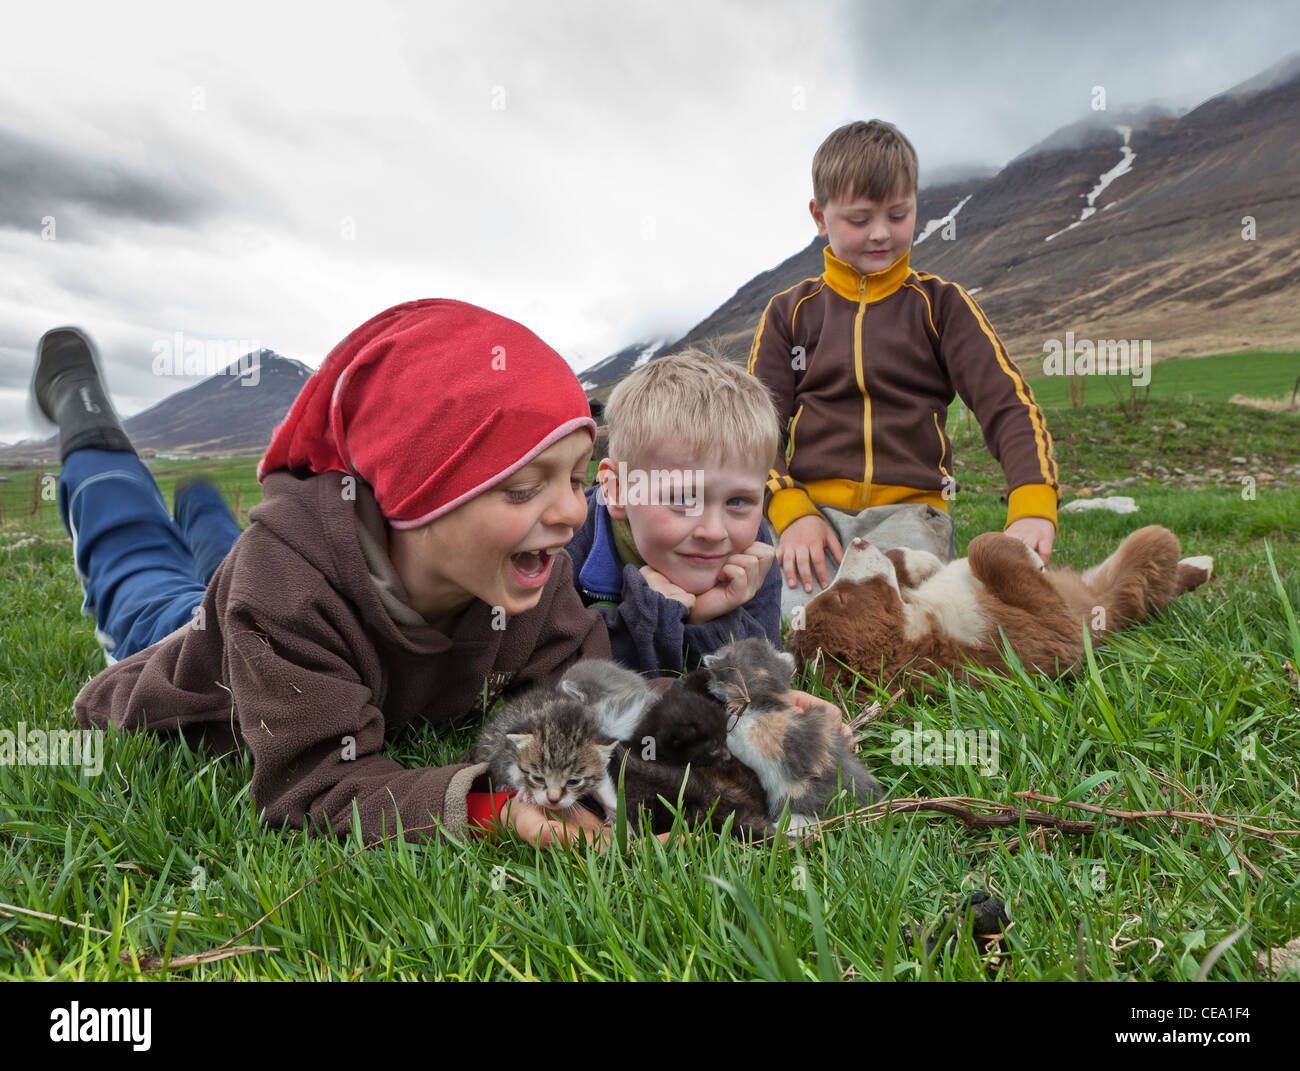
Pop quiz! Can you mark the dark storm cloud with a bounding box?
[2,0,1298,446]
[0,342,31,383]
[0,123,228,238]
[827,0,1300,179]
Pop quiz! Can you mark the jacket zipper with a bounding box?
[855,277,872,509]
[786,404,804,466]
[933,410,951,490]
[930,408,951,478]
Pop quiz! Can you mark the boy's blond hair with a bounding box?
[605,345,780,473]
[812,119,918,207]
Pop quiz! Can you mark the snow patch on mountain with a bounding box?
[913,194,973,246]
[634,338,665,369]
[1045,126,1136,242]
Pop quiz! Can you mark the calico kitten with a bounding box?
[558,659,659,741]
[467,689,618,819]
[703,638,884,828]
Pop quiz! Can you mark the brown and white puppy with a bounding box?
[788,526,1212,693]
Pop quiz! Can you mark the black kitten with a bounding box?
[615,670,773,839]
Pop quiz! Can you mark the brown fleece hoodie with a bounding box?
[73,470,611,842]
[748,246,1060,535]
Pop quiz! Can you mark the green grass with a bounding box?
[1018,348,1300,409]
[2,347,1298,981]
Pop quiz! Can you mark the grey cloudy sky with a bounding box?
[2,0,1297,443]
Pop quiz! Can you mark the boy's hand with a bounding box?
[1004,517,1056,564]
[639,566,696,612]
[776,514,843,593]
[684,541,776,624]
[502,796,610,850]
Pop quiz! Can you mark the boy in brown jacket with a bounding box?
[35,300,612,848]
[748,120,1060,618]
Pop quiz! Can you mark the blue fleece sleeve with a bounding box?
[600,566,694,677]
[598,525,783,677]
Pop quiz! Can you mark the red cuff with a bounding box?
[466,791,516,838]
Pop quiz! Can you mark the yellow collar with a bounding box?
[822,245,912,302]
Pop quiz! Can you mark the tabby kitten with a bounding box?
[703,638,884,828]
[467,688,618,818]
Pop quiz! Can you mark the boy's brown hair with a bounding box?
[604,344,780,474]
[812,120,918,206]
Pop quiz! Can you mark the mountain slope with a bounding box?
[581,52,1300,394]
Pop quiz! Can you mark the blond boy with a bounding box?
[564,349,783,675]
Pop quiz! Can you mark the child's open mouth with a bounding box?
[510,547,560,589]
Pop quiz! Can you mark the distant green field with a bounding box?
[0,455,264,538]
[1020,349,1300,409]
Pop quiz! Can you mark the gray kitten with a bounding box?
[467,689,618,818]
[559,659,659,741]
[703,638,883,829]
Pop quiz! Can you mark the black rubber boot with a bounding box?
[32,327,135,461]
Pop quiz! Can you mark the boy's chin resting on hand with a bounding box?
[640,541,776,625]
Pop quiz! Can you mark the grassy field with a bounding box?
[1021,347,1300,409]
[1,349,1297,981]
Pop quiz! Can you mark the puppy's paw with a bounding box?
[1018,539,1046,572]
[1177,554,1213,591]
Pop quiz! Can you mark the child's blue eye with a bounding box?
[506,488,536,503]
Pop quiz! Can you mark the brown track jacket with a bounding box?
[74,470,611,842]
[747,246,1059,535]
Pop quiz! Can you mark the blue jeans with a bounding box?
[58,448,242,662]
